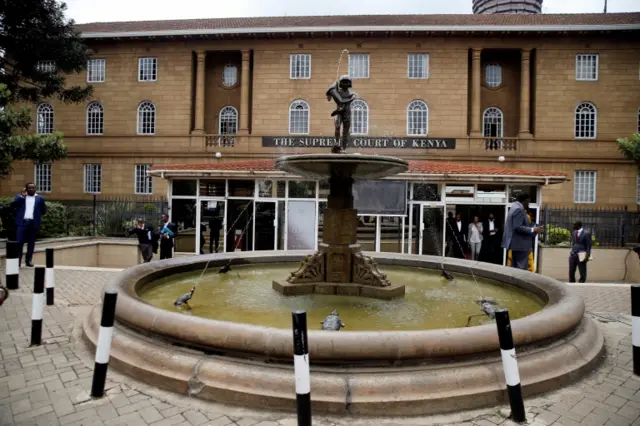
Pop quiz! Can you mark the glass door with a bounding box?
[226,200,254,252]
[199,200,225,254]
[420,205,445,256]
[254,201,277,251]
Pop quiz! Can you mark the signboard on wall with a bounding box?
[353,180,407,215]
[262,136,456,149]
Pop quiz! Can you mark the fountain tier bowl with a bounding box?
[83,251,603,416]
[274,153,409,180]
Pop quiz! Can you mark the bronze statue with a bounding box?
[326,75,357,153]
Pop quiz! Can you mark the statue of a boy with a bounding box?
[326,75,357,153]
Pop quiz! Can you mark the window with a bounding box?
[36,104,54,134]
[138,58,157,81]
[574,171,596,204]
[219,106,238,134]
[137,101,156,135]
[36,61,56,74]
[576,54,598,81]
[348,54,369,79]
[485,64,502,87]
[574,102,597,139]
[407,54,429,79]
[84,164,102,194]
[350,99,368,135]
[290,54,311,79]
[34,163,52,193]
[289,100,310,134]
[222,64,238,87]
[87,59,106,82]
[86,102,104,135]
[483,107,504,137]
[407,100,428,135]
[135,164,153,195]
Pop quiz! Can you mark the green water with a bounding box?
[138,263,545,331]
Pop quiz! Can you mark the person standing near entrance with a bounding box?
[159,214,177,259]
[468,216,483,261]
[11,183,47,267]
[481,213,501,264]
[450,213,467,259]
[209,211,223,253]
[128,219,155,263]
[502,193,543,270]
[569,221,591,283]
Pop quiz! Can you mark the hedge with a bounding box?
[0,197,68,239]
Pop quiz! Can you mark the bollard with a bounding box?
[91,290,118,398]
[5,241,20,290]
[30,267,45,346]
[633,285,640,376]
[495,308,526,423]
[45,248,54,305]
[292,310,311,426]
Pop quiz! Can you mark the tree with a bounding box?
[616,133,640,169]
[0,0,92,177]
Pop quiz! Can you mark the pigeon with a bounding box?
[441,269,455,281]
[174,286,195,307]
[219,264,230,274]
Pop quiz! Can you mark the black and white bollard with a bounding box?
[91,290,118,398]
[495,308,526,423]
[30,267,45,346]
[45,248,54,305]
[292,310,311,426]
[632,285,640,376]
[5,241,20,290]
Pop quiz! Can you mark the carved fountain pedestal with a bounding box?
[272,154,407,300]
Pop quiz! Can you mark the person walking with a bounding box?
[480,213,501,264]
[128,219,155,263]
[159,214,177,260]
[569,221,592,283]
[450,213,468,259]
[501,193,543,270]
[468,216,483,261]
[11,183,47,267]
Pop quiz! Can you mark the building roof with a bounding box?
[148,159,568,184]
[77,13,640,39]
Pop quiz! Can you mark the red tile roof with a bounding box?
[76,13,640,35]
[150,159,566,178]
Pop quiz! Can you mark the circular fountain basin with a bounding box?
[83,251,603,416]
[275,153,409,180]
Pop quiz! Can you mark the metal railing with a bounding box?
[205,135,236,148]
[484,137,518,151]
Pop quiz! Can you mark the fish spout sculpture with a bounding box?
[477,297,498,319]
[441,269,455,281]
[321,310,346,331]
[174,286,196,307]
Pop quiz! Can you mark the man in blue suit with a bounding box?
[569,221,592,283]
[501,193,543,270]
[11,183,47,267]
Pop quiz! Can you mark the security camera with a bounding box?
[498,156,505,163]
[215,152,222,159]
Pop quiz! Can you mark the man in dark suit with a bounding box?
[159,214,178,260]
[449,213,467,259]
[481,213,502,264]
[501,193,543,270]
[127,219,155,263]
[569,221,592,283]
[11,183,47,267]
[209,212,223,253]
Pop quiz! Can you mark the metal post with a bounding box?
[5,241,20,290]
[91,291,118,398]
[495,308,526,423]
[632,285,640,376]
[45,248,54,305]
[292,310,311,426]
[93,194,97,237]
[30,267,45,346]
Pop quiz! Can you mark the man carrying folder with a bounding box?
[569,221,592,283]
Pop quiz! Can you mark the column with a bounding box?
[470,48,482,137]
[518,48,532,138]
[239,50,251,135]
[193,51,206,134]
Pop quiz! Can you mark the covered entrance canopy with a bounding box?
[148,159,567,271]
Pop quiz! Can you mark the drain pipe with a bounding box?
[292,310,311,426]
[495,308,526,423]
[633,286,640,376]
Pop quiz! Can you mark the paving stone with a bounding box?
[138,406,164,423]
[150,414,186,425]
[104,411,148,426]
[606,394,631,409]
[182,410,209,425]
[534,410,560,425]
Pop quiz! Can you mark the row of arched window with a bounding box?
[34,100,635,139]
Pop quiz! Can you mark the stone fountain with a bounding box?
[272,75,408,299]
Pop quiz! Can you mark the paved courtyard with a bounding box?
[0,267,639,426]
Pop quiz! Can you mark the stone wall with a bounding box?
[538,246,640,282]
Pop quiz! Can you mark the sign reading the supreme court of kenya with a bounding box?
[262,136,456,149]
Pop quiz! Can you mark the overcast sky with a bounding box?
[63,0,639,23]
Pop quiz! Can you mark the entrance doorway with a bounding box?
[409,204,445,256]
[254,201,277,250]
[225,200,254,252]
[199,200,225,254]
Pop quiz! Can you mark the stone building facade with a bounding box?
[1,12,639,207]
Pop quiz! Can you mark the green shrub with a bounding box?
[0,196,67,239]
[545,225,571,246]
[96,200,134,237]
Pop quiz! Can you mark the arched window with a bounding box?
[86,102,104,135]
[222,64,238,87]
[137,101,156,135]
[350,99,368,135]
[289,100,310,134]
[219,106,238,134]
[36,104,54,134]
[485,64,502,87]
[407,100,428,136]
[574,102,597,139]
[483,107,504,137]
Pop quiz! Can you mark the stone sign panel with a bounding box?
[262,136,456,149]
